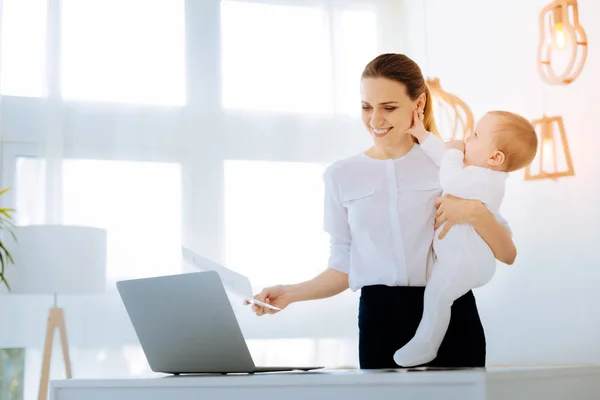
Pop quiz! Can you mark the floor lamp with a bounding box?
[3,225,107,400]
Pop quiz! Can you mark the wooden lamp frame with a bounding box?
[537,0,587,85]
[426,77,474,141]
[525,115,575,181]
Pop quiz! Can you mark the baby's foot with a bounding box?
[393,338,437,367]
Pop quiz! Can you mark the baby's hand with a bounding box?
[404,109,429,143]
[445,140,465,152]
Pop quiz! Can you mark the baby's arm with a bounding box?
[406,109,446,167]
[408,119,466,168]
[419,133,446,167]
[440,150,492,202]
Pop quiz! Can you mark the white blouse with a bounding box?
[323,138,508,292]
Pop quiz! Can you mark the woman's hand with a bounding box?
[435,194,517,264]
[244,284,295,316]
[434,194,484,239]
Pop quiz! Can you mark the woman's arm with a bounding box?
[248,267,349,316]
[434,195,517,265]
[249,166,351,316]
[288,268,349,302]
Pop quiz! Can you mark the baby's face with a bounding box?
[464,113,502,168]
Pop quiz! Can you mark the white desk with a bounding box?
[50,366,600,400]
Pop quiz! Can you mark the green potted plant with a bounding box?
[0,186,16,291]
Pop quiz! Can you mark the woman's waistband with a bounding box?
[360,284,474,301]
[360,284,425,298]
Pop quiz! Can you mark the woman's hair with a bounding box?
[362,53,439,137]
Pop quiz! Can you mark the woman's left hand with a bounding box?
[434,194,484,239]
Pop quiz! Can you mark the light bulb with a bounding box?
[552,22,567,50]
[541,138,555,172]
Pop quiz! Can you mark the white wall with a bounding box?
[402,0,600,365]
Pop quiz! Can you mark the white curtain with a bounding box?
[0,1,406,398]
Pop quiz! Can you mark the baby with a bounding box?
[393,110,538,367]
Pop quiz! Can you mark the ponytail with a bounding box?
[423,85,439,137]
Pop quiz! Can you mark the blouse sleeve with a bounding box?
[323,167,351,275]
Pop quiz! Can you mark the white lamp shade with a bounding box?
[2,225,107,294]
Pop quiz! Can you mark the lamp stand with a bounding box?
[38,295,72,400]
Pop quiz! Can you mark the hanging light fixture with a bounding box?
[426,77,474,141]
[525,115,574,181]
[537,0,587,85]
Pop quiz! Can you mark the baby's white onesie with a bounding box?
[393,134,508,367]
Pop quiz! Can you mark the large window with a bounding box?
[224,160,329,287]
[60,0,186,105]
[15,157,182,281]
[220,0,378,115]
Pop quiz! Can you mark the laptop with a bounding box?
[181,246,281,311]
[116,271,323,374]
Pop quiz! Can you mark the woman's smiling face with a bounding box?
[360,77,422,146]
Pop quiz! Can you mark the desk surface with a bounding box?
[51,366,600,400]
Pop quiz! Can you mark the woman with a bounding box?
[246,53,516,369]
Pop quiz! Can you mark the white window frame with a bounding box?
[0,143,37,207]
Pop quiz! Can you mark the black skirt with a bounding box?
[358,285,486,369]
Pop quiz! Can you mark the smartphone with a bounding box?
[246,297,282,311]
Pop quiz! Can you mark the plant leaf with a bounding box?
[0,245,12,292]
[0,220,16,229]
[0,242,14,264]
[0,272,12,292]
[0,187,11,196]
